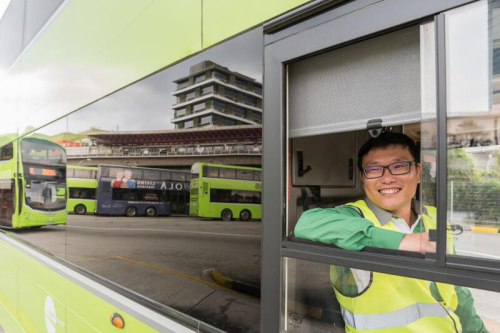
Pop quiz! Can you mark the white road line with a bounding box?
[456,249,500,260]
[66,225,261,238]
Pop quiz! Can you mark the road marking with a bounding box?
[108,256,257,299]
[456,250,500,260]
[66,225,261,238]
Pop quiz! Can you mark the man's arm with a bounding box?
[454,286,489,333]
[294,206,405,251]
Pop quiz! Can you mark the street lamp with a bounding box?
[78,158,92,166]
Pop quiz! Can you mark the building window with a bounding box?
[221,118,236,126]
[192,102,206,112]
[233,106,246,117]
[252,112,262,123]
[195,74,206,84]
[214,70,229,82]
[224,88,238,100]
[175,108,186,117]
[243,94,257,106]
[201,85,214,95]
[235,77,247,89]
[186,91,196,100]
[177,80,188,90]
[184,120,194,128]
[213,100,227,111]
[200,115,213,126]
[253,85,262,95]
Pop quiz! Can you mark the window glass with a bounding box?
[16,27,263,333]
[74,169,92,179]
[175,108,186,117]
[0,142,13,160]
[177,80,188,90]
[233,106,246,117]
[142,169,161,180]
[237,169,253,180]
[214,70,229,82]
[445,0,500,259]
[282,257,499,332]
[221,118,236,126]
[288,21,438,259]
[194,74,206,83]
[185,91,195,100]
[204,166,219,178]
[192,102,206,112]
[213,100,226,110]
[235,77,247,89]
[69,187,97,200]
[219,167,236,179]
[225,88,238,100]
[201,85,214,95]
[199,115,212,125]
[242,94,257,106]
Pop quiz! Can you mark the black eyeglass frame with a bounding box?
[362,161,417,179]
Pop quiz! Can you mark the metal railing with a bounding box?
[67,148,262,159]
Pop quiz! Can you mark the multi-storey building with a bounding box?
[172,61,262,129]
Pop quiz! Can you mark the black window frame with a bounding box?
[262,0,500,332]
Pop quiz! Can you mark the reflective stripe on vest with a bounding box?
[341,302,449,330]
[333,200,462,332]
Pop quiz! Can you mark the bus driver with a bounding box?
[294,132,487,333]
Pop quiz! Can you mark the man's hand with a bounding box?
[398,231,436,254]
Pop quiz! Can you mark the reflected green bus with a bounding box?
[67,165,98,215]
[190,162,261,221]
[0,137,66,229]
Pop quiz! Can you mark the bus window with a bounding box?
[204,166,219,178]
[237,169,253,180]
[161,171,171,180]
[74,169,92,179]
[0,142,13,160]
[219,167,236,179]
[143,169,161,180]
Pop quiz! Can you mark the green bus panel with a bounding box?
[0,234,194,332]
[202,0,309,48]
[16,0,203,134]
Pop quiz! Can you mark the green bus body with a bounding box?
[0,137,67,229]
[67,165,98,215]
[190,163,262,221]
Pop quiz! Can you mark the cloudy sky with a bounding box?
[37,27,263,136]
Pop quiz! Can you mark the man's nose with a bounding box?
[380,167,396,182]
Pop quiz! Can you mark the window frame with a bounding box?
[262,0,499,332]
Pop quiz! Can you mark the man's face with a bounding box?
[360,145,421,218]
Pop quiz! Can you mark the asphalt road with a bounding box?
[17,215,262,333]
[13,216,500,332]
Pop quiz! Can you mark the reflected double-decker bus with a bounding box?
[96,164,191,217]
[190,162,262,221]
[0,137,66,229]
[67,165,98,214]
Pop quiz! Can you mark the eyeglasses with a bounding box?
[362,161,416,179]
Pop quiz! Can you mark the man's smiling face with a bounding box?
[360,145,421,219]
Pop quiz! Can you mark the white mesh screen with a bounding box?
[288,25,422,138]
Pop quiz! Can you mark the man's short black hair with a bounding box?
[357,131,418,172]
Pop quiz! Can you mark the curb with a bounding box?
[211,268,260,298]
[470,226,500,234]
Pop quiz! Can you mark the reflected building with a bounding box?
[172,60,262,129]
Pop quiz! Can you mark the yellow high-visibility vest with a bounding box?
[330,200,461,332]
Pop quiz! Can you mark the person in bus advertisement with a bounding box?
[294,132,487,333]
[111,169,136,189]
